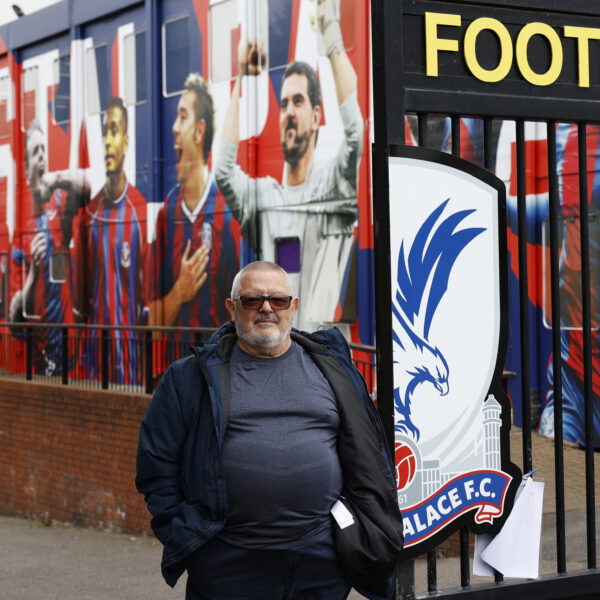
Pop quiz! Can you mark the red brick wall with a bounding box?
[0,379,152,534]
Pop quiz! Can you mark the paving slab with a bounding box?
[0,515,367,600]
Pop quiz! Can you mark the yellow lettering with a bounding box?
[516,22,563,86]
[464,18,513,82]
[564,25,600,87]
[425,12,461,77]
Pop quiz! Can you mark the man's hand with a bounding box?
[173,241,209,304]
[30,232,47,269]
[238,37,267,77]
[310,0,343,57]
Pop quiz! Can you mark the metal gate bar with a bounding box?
[481,118,505,589]
[546,122,568,575]
[426,570,600,600]
[577,123,597,570]
[515,120,533,474]
[427,549,436,593]
[483,119,493,171]
[397,114,600,598]
[418,114,428,148]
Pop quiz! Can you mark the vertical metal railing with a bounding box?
[395,112,600,597]
[516,120,533,474]
[546,122,568,575]
[0,324,378,401]
[61,327,69,386]
[144,330,153,395]
[453,113,472,590]
[577,123,597,570]
[25,327,32,381]
[101,329,109,390]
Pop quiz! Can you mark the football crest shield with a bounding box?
[388,146,521,556]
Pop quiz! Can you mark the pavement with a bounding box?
[1,428,598,599]
[0,516,367,600]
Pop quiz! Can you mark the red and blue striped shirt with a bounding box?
[150,174,240,328]
[72,181,147,385]
[10,189,74,374]
[73,181,147,327]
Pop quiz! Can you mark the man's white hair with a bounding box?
[230,261,294,298]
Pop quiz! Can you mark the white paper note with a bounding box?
[331,499,355,529]
[479,478,545,578]
[473,534,495,576]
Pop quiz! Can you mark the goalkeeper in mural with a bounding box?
[215,0,363,333]
[9,119,90,375]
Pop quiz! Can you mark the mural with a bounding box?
[495,121,600,448]
[0,0,372,385]
[537,124,600,449]
[0,0,597,449]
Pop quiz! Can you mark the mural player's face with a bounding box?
[104,107,128,177]
[173,90,201,184]
[227,269,298,355]
[26,129,47,195]
[280,74,318,166]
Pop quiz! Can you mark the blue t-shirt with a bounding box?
[219,342,343,549]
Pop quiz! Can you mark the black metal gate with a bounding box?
[371,1,600,597]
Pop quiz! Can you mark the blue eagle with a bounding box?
[393,199,486,440]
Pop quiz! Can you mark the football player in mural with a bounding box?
[72,96,147,385]
[539,123,600,448]
[215,0,362,332]
[149,73,239,332]
[9,119,90,375]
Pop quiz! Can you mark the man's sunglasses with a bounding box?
[231,294,293,311]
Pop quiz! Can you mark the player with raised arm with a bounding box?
[10,119,90,375]
[215,0,362,332]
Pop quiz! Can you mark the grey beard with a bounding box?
[235,321,292,351]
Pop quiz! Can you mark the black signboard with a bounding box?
[381,0,600,145]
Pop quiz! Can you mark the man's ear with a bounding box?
[195,119,206,146]
[312,105,322,133]
[225,298,236,321]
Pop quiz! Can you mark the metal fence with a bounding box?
[369,0,600,596]
[0,322,376,396]
[389,116,600,599]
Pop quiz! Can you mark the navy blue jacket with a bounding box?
[136,323,403,598]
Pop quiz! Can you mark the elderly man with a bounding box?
[136,261,403,600]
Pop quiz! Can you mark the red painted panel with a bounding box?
[509,139,549,197]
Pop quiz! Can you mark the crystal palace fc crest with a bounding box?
[388,146,521,557]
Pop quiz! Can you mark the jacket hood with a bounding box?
[206,320,237,344]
